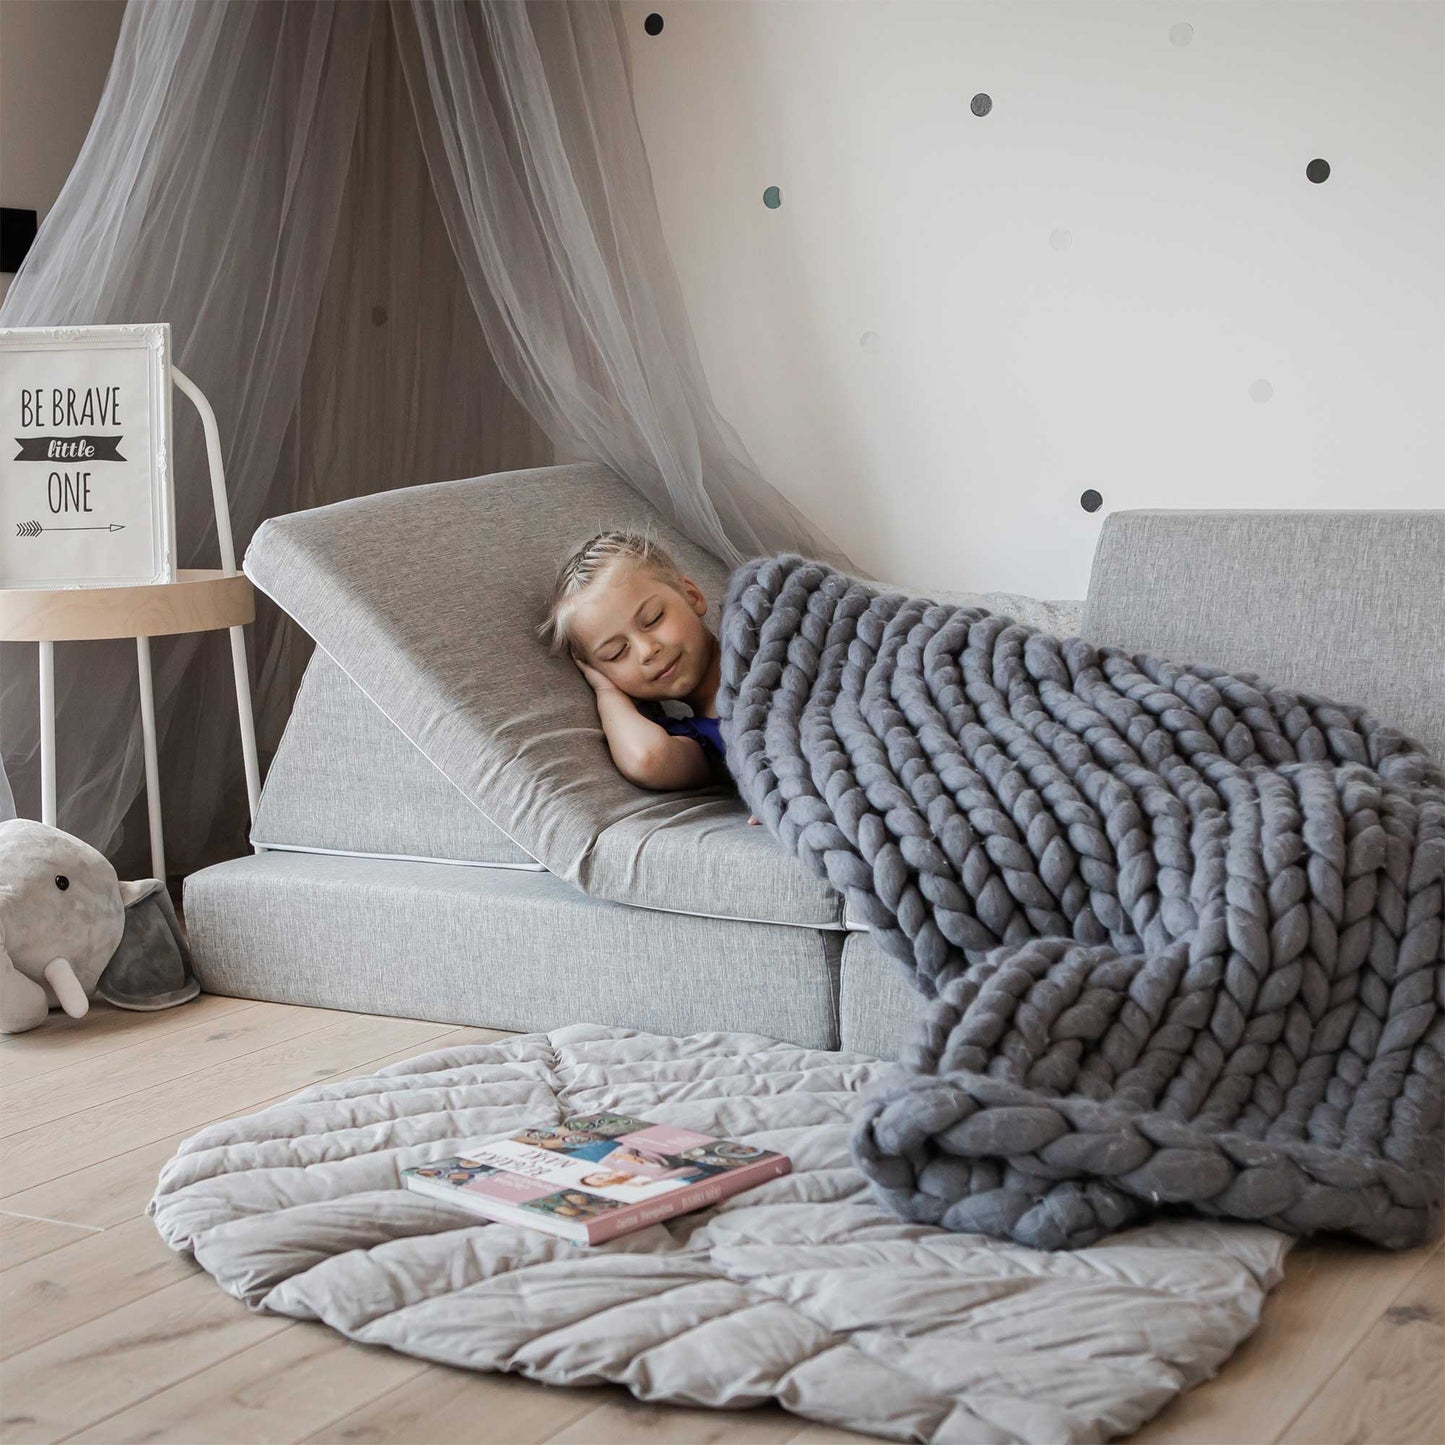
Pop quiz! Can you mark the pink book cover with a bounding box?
[401,1112,792,1245]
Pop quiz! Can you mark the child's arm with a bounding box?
[576,657,712,791]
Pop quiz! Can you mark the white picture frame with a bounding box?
[0,322,175,590]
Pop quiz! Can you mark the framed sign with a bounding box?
[0,322,175,589]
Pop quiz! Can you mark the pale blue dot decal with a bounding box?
[1250,379,1274,403]
[763,186,782,209]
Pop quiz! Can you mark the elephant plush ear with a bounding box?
[95,884,200,1012]
[119,879,162,909]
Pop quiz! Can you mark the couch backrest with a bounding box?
[244,463,743,896]
[1081,510,1445,763]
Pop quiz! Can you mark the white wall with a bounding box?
[0,0,126,307]
[623,0,1444,597]
[2,2,1438,598]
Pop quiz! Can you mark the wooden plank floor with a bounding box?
[1,998,1440,1445]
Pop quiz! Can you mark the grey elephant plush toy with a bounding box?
[0,818,199,1034]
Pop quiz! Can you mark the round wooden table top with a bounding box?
[0,569,255,642]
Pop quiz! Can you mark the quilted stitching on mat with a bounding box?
[151,1026,1287,1445]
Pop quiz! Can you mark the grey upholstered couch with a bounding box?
[183,465,1443,1058]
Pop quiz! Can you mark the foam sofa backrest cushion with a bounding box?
[1082,510,1445,763]
[244,463,785,900]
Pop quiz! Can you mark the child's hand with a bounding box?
[573,653,620,695]
[748,816,760,826]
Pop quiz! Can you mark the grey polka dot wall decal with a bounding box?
[1307,159,1331,183]
[763,186,782,209]
[971,93,992,117]
[371,305,388,326]
[1050,228,1072,251]
[1080,489,1103,513]
[644,13,663,36]
[860,331,882,353]
[1170,23,1194,47]
[1250,379,1274,403]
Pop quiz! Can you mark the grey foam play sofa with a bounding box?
[183,464,1444,1058]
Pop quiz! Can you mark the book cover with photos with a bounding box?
[401,1113,791,1245]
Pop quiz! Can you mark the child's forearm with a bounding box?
[594,689,665,768]
[594,691,709,789]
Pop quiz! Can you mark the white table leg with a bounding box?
[228,624,261,836]
[136,635,165,880]
[38,641,56,827]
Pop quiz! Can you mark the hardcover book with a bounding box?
[400,1112,791,1245]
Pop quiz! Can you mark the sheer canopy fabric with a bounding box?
[0,0,844,872]
[394,1,838,565]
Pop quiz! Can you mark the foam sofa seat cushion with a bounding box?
[252,649,538,867]
[1082,510,1445,762]
[243,463,843,929]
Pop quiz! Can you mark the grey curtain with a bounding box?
[0,0,845,874]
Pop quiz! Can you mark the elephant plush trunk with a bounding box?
[43,958,89,1018]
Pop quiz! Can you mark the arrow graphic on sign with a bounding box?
[15,520,126,536]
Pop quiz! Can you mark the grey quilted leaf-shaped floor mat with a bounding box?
[150,1025,1288,1444]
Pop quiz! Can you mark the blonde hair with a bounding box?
[538,527,688,658]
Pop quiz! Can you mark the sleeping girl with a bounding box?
[539,530,757,822]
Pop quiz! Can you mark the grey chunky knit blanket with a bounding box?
[717,555,1445,1251]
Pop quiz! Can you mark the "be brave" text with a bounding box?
[19,386,121,429]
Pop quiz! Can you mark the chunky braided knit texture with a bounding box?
[717,556,1445,1250]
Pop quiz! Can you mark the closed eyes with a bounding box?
[601,610,664,662]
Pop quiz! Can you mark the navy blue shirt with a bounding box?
[640,702,730,784]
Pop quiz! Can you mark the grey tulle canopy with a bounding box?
[0,0,845,873]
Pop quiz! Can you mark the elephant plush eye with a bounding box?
[54,875,69,891]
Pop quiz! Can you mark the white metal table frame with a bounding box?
[32,366,261,877]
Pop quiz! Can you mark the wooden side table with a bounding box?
[0,367,262,878]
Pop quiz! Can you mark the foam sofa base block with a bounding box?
[839,930,925,1060]
[184,851,843,1048]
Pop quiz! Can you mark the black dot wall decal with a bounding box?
[970,93,992,117]
[1307,159,1331,183]
[1080,489,1103,513]
[371,305,388,326]
[763,186,781,209]
[644,13,663,36]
